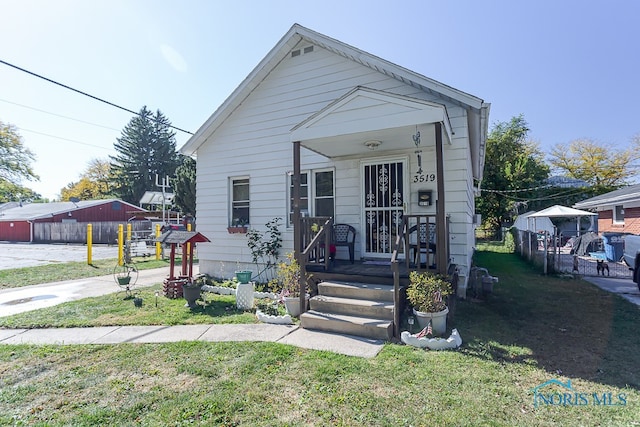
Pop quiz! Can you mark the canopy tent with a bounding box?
[528,205,597,218]
[513,211,555,234]
[528,205,597,235]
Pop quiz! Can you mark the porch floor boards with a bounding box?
[306,259,435,284]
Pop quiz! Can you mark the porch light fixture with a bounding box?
[364,140,381,150]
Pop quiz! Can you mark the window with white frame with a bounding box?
[230,177,250,226]
[288,169,334,226]
[613,205,624,223]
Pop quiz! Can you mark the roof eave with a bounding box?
[178,23,488,156]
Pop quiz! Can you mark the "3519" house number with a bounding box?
[413,173,436,183]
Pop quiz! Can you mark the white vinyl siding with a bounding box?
[193,40,479,281]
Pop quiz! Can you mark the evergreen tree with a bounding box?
[110,107,179,204]
[173,155,196,216]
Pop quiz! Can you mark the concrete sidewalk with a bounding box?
[0,267,172,317]
[582,276,640,306]
[0,324,385,358]
[0,268,385,358]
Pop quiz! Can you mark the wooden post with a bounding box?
[181,243,188,276]
[293,141,306,314]
[435,122,447,275]
[189,239,195,278]
[169,244,176,280]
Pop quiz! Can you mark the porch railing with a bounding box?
[298,217,333,312]
[390,214,451,338]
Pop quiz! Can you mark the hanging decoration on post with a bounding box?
[413,126,423,174]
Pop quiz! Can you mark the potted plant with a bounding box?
[406,271,452,335]
[227,218,249,234]
[276,252,309,317]
[255,298,293,324]
[183,277,203,309]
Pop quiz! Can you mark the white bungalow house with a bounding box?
[180,24,490,339]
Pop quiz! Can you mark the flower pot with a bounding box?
[413,307,449,336]
[183,285,201,309]
[283,295,309,318]
[235,270,252,284]
[256,310,293,324]
[236,281,255,310]
[227,226,248,234]
[117,276,131,286]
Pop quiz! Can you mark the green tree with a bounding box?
[0,121,39,184]
[110,107,179,204]
[548,138,638,192]
[476,115,550,232]
[60,158,113,201]
[0,179,43,203]
[172,155,196,216]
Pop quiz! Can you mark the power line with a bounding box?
[496,188,586,203]
[0,59,194,135]
[0,98,121,132]
[19,127,112,151]
[480,184,553,193]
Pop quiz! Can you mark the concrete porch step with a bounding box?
[317,281,395,302]
[309,295,394,320]
[300,310,393,341]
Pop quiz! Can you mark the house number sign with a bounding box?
[413,173,436,183]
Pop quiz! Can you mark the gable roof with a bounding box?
[0,199,144,221]
[179,23,490,174]
[573,183,640,210]
[290,86,454,158]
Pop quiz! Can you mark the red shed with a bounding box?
[0,199,147,242]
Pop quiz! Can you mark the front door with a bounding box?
[362,159,407,258]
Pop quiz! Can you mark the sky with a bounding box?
[1,0,639,200]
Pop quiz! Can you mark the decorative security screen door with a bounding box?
[363,160,406,257]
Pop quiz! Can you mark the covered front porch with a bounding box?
[289,87,456,338]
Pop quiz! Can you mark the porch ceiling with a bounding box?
[298,123,438,158]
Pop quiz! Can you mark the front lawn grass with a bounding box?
[0,284,256,328]
[1,245,639,425]
[0,257,170,290]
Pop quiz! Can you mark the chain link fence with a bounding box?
[512,229,633,278]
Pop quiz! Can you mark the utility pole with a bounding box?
[155,174,171,223]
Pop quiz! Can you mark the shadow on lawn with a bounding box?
[453,251,639,391]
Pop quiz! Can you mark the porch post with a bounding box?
[435,122,447,275]
[293,141,306,314]
[293,141,301,257]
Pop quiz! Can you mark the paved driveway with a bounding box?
[583,276,640,306]
[0,243,118,270]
